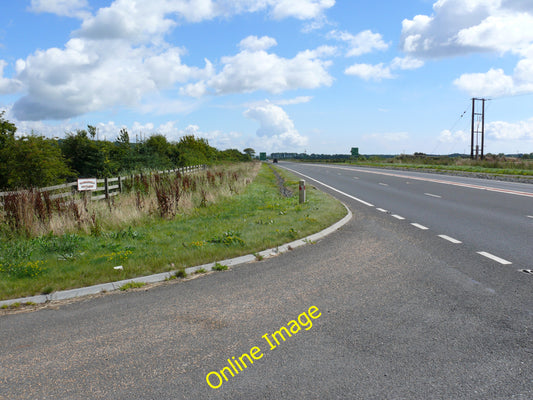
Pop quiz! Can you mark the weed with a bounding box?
[209,231,245,246]
[41,286,53,295]
[254,253,264,261]
[212,263,228,271]
[194,268,207,274]
[119,281,146,291]
[174,269,187,278]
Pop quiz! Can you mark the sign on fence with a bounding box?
[77,178,97,191]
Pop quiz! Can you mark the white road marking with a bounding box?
[376,208,388,213]
[307,164,533,198]
[353,177,360,180]
[528,215,533,219]
[438,235,462,244]
[411,223,429,230]
[477,251,512,265]
[281,166,375,207]
[379,183,389,186]
[392,214,405,220]
[425,193,442,198]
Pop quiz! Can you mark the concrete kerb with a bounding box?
[0,203,352,308]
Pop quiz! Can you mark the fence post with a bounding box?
[105,177,109,200]
[118,176,122,193]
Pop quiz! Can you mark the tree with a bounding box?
[0,111,16,147]
[1,136,74,188]
[243,148,255,158]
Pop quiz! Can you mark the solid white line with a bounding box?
[477,251,512,265]
[392,214,405,220]
[376,208,388,213]
[425,193,442,198]
[438,235,462,244]
[281,166,374,207]
[306,164,533,198]
[411,223,429,230]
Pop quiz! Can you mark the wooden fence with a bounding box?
[0,165,205,207]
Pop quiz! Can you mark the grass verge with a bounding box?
[0,163,346,300]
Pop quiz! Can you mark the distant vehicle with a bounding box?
[273,158,278,163]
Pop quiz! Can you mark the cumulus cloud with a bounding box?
[29,0,89,18]
[0,61,22,94]
[486,118,533,141]
[268,0,335,20]
[8,1,336,121]
[401,0,533,96]
[327,29,389,57]
[345,63,394,81]
[244,103,308,150]
[438,129,469,143]
[77,0,334,43]
[239,35,278,51]
[12,38,212,120]
[454,59,533,97]
[204,43,334,95]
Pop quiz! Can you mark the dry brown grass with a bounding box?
[0,162,260,238]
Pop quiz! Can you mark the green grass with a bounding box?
[353,161,533,176]
[0,164,346,300]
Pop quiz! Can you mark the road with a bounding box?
[0,163,531,399]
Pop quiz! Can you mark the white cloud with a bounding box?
[453,60,533,97]
[438,129,469,143]
[390,56,425,70]
[29,0,89,18]
[205,44,334,95]
[328,29,389,57]
[244,103,308,150]
[0,60,22,94]
[345,63,394,81]
[269,0,335,20]
[77,0,334,44]
[486,118,533,140]
[239,36,278,51]
[11,37,212,121]
[401,0,533,96]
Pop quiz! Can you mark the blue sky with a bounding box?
[1,0,532,155]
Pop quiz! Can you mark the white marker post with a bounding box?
[299,179,306,204]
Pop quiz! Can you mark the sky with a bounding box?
[1,0,533,155]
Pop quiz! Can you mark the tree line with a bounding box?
[0,112,250,190]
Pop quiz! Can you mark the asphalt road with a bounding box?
[0,163,531,399]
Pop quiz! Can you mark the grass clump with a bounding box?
[119,281,146,291]
[212,263,229,271]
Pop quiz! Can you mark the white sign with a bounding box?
[77,178,97,191]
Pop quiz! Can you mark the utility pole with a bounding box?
[471,98,486,159]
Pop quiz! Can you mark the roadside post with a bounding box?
[299,180,306,204]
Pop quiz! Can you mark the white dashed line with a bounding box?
[392,214,405,220]
[528,215,533,219]
[376,208,388,213]
[424,193,442,198]
[411,223,429,230]
[477,251,512,265]
[438,235,462,244]
[379,183,389,186]
[353,177,360,180]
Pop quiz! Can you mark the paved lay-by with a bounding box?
[0,163,531,399]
